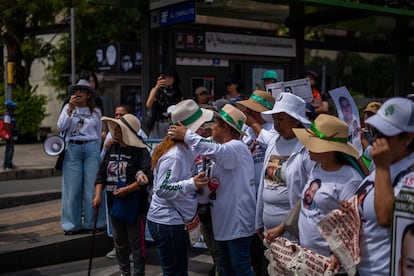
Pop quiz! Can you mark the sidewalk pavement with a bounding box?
[0,142,61,181]
[0,143,114,273]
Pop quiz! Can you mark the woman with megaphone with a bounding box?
[57,78,106,235]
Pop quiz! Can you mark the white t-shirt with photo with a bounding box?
[255,134,302,235]
[299,163,362,257]
[358,151,414,276]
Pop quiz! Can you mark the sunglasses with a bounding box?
[73,89,88,94]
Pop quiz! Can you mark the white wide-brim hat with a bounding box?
[261,92,310,126]
[171,99,214,132]
[365,97,414,136]
[214,104,247,136]
[102,114,146,148]
[293,114,359,158]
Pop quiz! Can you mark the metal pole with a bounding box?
[3,46,11,101]
[71,7,75,85]
[321,65,326,93]
[3,46,7,98]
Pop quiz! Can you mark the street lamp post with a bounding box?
[71,7,75,85]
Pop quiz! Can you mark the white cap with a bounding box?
[365,97,414,136]
[261,92,310,126]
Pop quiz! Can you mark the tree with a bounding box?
[47,1,142,98]
[0,0,70,140]
[0,0,141,139]
[0,0,70,86]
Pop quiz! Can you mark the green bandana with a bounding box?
[218,109,244,131]
[310,122,348,143]
[250,94,273,110]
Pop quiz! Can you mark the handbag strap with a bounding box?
[61,130,67,140]
[115,143,125,189]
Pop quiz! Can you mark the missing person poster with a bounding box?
[328,86,363,155]
[391,166,414,276]
[265,78,313,103]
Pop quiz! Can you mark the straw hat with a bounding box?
[215,104,247,136]
[293,114,359,158]
[68,79,97,98]
[261,92,310,126]
[171,99,214,132]
[102,114,146,148]
[237,90,275,113]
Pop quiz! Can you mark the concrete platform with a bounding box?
[0,143,112,273]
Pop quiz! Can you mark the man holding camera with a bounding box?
[146,68,182,138]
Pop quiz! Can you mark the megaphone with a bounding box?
[43,135,65,156]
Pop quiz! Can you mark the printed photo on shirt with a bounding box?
[264,155,287,188]
[303,179,321,210]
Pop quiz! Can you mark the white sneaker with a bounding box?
[106,248,116,259]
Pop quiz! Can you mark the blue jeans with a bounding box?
[3,139,14,169]
[147,220,188,276]
[218,236,253,276]
[61,141,106,231]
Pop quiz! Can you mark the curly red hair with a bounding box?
[151,136,187,170]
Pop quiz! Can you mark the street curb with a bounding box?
[0,168,61,181]
[0,233,113,273]
[0,190,61,209]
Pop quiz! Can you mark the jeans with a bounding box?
[111,215,145,276]
[61,141,106,231]
[147,220,188,276]
[218,236,253,276]
[3,139,14,169]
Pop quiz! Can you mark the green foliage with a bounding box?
[0,84,48,140]
[47,1,141,98]
[305,50,395,98]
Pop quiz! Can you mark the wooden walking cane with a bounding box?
[88,207,99,276]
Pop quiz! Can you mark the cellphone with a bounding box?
[202,156,207,173]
